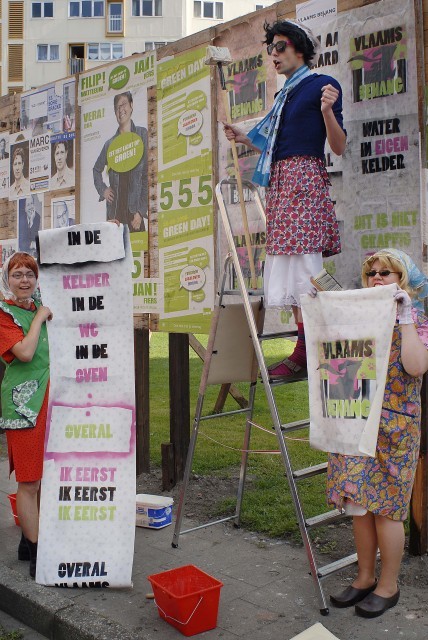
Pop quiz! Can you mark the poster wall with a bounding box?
[156,46,215,333]
[215,0,420,311]
[78,54,156,315]
[36,223,135,587]
[0,79,77,271]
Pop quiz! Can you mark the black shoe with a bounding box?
[25,539,38,579]
[18,532,30,561]
[355,590,400,618]
[330,582,377,608]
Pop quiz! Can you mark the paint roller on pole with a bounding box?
[205,45,258,289]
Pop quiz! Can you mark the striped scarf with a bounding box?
[247,65,312,187]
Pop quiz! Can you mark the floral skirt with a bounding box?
[266,156,341,257]
[326,408,421,521]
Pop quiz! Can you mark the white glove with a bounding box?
[308,285,318,298]
[394,288,413,325]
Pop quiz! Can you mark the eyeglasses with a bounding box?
[10,272,36,281]
[267,40,291,55]
[365,270,400,278]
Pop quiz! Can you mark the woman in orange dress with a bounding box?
[0,252,52,577]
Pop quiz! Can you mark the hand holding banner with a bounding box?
[36,222,136,587]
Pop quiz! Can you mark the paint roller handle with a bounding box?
[222,122,261,153]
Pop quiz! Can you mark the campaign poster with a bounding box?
[296,0,337,28]
[51,195,76,228]
[17,193,43,258]
[9,132,31,201]
[21,82,69,136]
[50,132,76,192]
[36,222,135,587]
[0,133,10,198]
[79,53,155,314]
[336,0,420,285]
[29,132,51,193]
[0,240,16,266]
[301,285,396,457]
[63,80,76,132]
[156,46,215,333]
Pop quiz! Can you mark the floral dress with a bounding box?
[326,309,428,521]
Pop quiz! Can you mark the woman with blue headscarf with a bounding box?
[328,249,428,618]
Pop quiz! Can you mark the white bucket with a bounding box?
[136,493,173,529]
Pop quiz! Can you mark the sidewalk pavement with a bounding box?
[1,458,427,640]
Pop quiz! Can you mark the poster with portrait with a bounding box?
[79,53,156,314]
[0,240,17,267]
[51,196,75,228]
[63,80,76,133]
[17,193,43,258]
[50,133,75,192]
[9,132,31,201]
[0,133,10,198]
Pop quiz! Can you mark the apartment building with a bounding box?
[0,0,277,94]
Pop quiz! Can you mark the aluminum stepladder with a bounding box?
[172,178,358,615]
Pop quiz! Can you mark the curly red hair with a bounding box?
[8,252,38,278]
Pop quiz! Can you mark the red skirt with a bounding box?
[266,156,341,257]
[6,386,49,483]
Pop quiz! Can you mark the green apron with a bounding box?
[0,300,49,430]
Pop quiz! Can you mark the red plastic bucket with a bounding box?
[7,493,20,527]
[147,564,223,637]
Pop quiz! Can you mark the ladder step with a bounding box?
[223,288,264,296]
[305,509,346,528]
[280,419,310,433]
[259,331,297,340]
[269,374,308,386]
[317,553,358,578]
[293,462,328,479]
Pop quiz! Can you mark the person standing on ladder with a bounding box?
[223,20,346,380]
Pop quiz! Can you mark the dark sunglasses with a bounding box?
[365,270,400,278]
[267,40,291,55]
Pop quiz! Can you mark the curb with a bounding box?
[0,563,150,640]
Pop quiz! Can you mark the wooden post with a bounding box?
[167,333,190,484]
[134,325,150,474]
[161,443,176,491]
[409,374,428,554]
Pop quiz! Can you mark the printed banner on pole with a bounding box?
[36,222,136,587]
[301,285,396,457]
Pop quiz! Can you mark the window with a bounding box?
[108,2,123,32]
[194,2,223,19]
[37,44,60,61]
[88,42,123,60]
[69,1,104,17]
[32,2,53,17]
[255,4,264,9]
[132,0,162,17]
[144,41,167,50]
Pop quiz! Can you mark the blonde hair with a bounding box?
[361,251,411,294]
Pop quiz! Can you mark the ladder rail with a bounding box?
[214,180,328,612]
[172,178,355,615]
